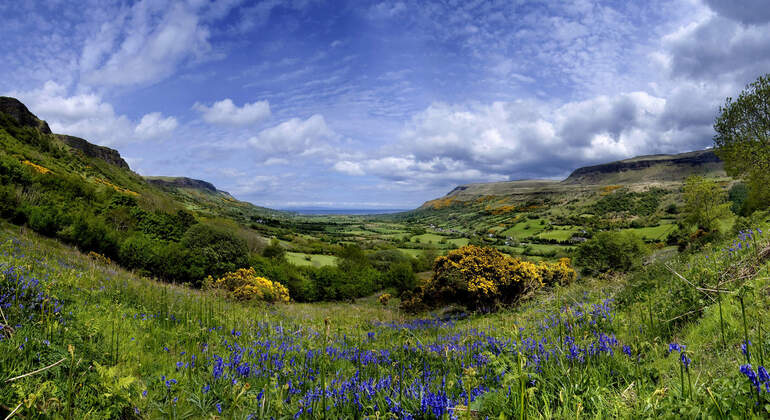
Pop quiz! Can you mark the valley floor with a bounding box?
[2,221,770,418]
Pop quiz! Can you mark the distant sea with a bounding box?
[281,208,410,215]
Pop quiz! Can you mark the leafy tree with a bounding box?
[574,231,648,275]
[384,261,416,295]
[728,183,750,215]
[181,224,249,283]
[681,175,731,232]
[714,73,770,211]
[262,238,286,260]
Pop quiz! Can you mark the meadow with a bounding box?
[3,218,770,419]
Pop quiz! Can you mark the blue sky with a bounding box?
[3,0,770,209]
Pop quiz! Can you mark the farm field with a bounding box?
[285,252,338,267]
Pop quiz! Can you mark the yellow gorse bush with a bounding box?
[21,160,52,174]
[403,245,576,312]
[205,267,290,303]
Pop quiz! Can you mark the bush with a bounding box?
[181,224,249,282]
[538,258,577,287]
[402,245,555,312]
[205,267,290,303]
[574,231,648,275]
[384,261,416,295]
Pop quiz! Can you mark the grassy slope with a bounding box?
[3,219,770,418]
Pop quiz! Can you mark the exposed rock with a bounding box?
[0,96,52,133]
[56,134,130,169]
[562,149,723,184]
[144,176,231,195]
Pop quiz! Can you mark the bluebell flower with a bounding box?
[741,364,761,393]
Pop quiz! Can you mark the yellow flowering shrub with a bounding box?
[537,258,577,287]
[87,251,112,266]
[378,293,391,306]
[402,245,564,312]
[205,267,290,303]
[21,160,51,174]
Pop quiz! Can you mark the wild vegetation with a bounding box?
[2,74,770,418]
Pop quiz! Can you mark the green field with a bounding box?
[501,220,547,238]
[410,233,469,248]
[5,221,770,418]
[537,228,579,241]
[621,223,677,241]
[286,251,338,267]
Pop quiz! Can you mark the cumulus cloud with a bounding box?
[193,98,271,126]
[80,1,212,87]
[334,89,716,188]
[660,0,770,88]
[249,114,338,161]
[134,112,178,139]
[7,81,176,146]
[703,0,770,25]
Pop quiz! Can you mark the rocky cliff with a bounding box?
[56,134,130,170]
[0,96,52,134]
[562,149,723,185]
[144,176,231,196]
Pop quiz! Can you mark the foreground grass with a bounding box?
[2,222,770,418]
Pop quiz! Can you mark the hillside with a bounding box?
[422,149,725,208]
[0,96,296,284]
[0,96,278,221]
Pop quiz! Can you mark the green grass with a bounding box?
[621,223,677,241]
[4,221,770,418]
[536,228,579,241]
[285,252,338,267]
[501,220,547,238]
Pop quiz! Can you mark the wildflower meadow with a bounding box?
[2,222,770,419]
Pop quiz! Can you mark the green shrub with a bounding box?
[574,231,648,275]
[181,224,249,284]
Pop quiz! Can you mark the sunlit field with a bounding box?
[3,221,770,418]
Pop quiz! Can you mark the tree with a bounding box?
[714,73,770,211]
[681,175,731,232]
[574,231,648,275]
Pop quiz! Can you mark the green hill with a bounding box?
[0,96,284,284]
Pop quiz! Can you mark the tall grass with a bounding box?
[1,223,770,418]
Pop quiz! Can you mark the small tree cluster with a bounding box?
[205,267,290,303]
[402,245,576,312]
[574,231,648,275]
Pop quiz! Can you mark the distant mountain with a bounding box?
[421,149,725,209]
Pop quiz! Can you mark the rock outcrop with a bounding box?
[145,177,230,195]
[562,149,723,184]
[0,96,52,134]
[56,134,130,170]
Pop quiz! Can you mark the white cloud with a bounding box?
[134,112,178,139]
[80,1,212,87]
[335,88,714,187]
[7,81,176,146]
[333,160,364,175]
[249,114,338,161]
[193,98,271,126]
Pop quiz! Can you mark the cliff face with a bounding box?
[0,96,52,134]
[562,149,723,185]
[145,177,231,195]
[56,134,130,170]
[0,96,131,170]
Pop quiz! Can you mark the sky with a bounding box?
[2,0,770,209]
